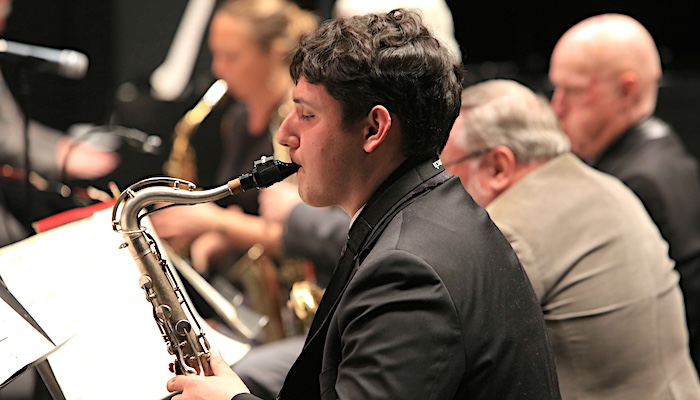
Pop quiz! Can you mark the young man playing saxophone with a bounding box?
[166,9,561,400]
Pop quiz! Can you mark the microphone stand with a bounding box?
[14,65,68,400]
[17,66,34,233]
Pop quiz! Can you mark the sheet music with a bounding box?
[0,298,56,386]
[0,208,249,400]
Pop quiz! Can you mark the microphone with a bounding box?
[68,124,163,155]
[114,127,163,155]
[0,38,89,79]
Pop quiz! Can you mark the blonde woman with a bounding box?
[151,0,317,274]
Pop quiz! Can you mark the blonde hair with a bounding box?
[217,0,317,58]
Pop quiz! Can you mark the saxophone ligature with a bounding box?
[111,156,299,375]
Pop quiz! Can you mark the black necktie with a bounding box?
[304,217,370,346]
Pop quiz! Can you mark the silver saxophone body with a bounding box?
[111,156,299,375]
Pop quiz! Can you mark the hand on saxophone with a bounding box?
[166,351,250,400]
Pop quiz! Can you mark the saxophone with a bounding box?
[111,156,299,375]
[163,79,228,183]
[288,280,325,328]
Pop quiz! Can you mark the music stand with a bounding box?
[0,279,66,399]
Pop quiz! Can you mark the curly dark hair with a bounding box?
[289,8,463,158]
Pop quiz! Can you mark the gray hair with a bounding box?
[456,79,570,163]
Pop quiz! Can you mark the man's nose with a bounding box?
[550,90,566,118]
[276,113,298,148]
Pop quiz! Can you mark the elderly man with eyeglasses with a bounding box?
[441,78,700,399]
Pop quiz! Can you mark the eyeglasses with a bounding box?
[441,148,492,169]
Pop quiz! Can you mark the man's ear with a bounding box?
[480,146,517,195]
[363,105,392,153]
[617,71,641,105]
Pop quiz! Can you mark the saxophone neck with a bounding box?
[112,155,299,233]
[112,178,232,233]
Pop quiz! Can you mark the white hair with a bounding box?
[458,79,570,163]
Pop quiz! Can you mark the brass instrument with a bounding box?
[163,79,228,183]
[229,245,324,340]
[288,280,325,328]
[228,244,286,342]
[111,156,299,375]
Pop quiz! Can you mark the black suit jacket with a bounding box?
[237,158,561,400]
[595,116,700,366]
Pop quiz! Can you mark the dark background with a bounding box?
[0,2,696,397]
[2,0,699,191]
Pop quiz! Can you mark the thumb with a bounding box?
[209,351,232,375]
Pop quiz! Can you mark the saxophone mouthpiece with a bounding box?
[239,155,300,191]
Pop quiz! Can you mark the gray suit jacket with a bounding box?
[487,153,700,398]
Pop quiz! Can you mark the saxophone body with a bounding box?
[111,156,299,375]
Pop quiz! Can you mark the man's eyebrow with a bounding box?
[293,97,311,106]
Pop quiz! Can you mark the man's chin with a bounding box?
[299,192,327,209]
